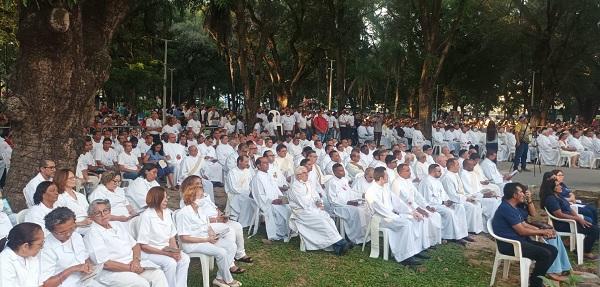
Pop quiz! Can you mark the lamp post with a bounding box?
[326,57,335,110]
[161,39,173,123]
[170,68,175,106]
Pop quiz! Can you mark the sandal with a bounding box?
[230,267,246,274]
[236,256,254,263]
[226,280,242,287]
[212,279,229,287]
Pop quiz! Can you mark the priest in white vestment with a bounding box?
[216,135,237,174]
[480,151,513,192]
[274,145,295,180]
[537,129,559,165]
[288,167,350,254]
[346,151,366,179]
[365,167,425,266]
[351,167,374,198]
[418,164,470,243]
[460,159,501,232]
[178,145,215,202]
[569,131,594,167]
[198,137,223,183]
[325,163,370,244]
[225,155,257,227]
[440,159,483,234]
[162,133,186,184]
[392,164,442,247]
[250,157,292,241]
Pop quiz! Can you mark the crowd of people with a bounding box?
[0,105,598,287]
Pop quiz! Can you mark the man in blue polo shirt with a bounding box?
[492,183,557,287]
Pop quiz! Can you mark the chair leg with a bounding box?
[300,236,306,252]
[361,220,372,252]
[569,234,576,252]
[209,256,214,270]
[519,259,531,287]
[369,226,380,258]
[490,257,500,286]
[383,231,389,261]
[576,234,584,265]
[502,260,510,279]
[200,255,211,287]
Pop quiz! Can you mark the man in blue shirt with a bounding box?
[492,183,557,287]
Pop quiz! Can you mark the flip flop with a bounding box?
[230,267,246,274]
[236,256,254,263]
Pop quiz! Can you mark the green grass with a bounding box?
[186,229,492,287]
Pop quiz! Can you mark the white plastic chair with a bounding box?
[361,215,389,260]
[16,209,28,224]
[247,195,263,237]
[544,208,584,265]
[172,210,215,287]
[556,150,574,167]
[487,219,532,287]
[590,156,600,169]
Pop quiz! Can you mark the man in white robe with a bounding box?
[225,155,257,227]
[264,150,290,189]
[460,159,501,231]
[536,128,559,165]
[325,163,370,244]
[392,164,442,247]
[225,143,249,174]
[418,164,471,244]
[216,135,237,176]
[197,136,223,184]
[480,151,513,192]
[250,157,292,241]
[441,159,483,234]
[274,144,295,180]
[346,151,366,179]
[351,167,374,198]
[178,145,215,201]
[288,166,351,254]
[569,130,594,167]
[162,133,186,185]
[365,167,424,266]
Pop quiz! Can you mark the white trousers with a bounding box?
[96,269,168,287]
[210,221,247,259]
[182,232,237,283]
[142,252,190,287]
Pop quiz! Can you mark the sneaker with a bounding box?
[400,257,422,266]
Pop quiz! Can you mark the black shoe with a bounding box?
[454,239,468,246]
[212,181,224,187]
[333,239,348,256]
[414,252,430,260]
[400,257,422,266]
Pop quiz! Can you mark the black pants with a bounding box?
[554,220,599,253]
[340,127,351,140]
[497,240,557,287]
[374,132,382,146]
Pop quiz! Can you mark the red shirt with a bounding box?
[313,116,328,133]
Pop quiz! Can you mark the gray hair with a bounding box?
[44,207,76,232]
[87,199,111,216]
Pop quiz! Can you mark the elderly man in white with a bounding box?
[225,155,257,227]
[197,136,223,183]
[536,128,560,165]
[441,158,483,234]
[288,166,351,255]
[250,157,292,242]
[325,163,370,244]
[216,135,237,176]
[569,130,594,167]
[351,167,374,197]
[24,159,56,207]
[365,167,425,266]
[84,199,168,287]
[225,143,248,174]
[178,145,215,202]
[460,159,501,231]
[418,164,471,245]
[392,164,442,248]
[480,150,513,192]
[162,133,186,184]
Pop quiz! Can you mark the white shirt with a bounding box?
[76,152,95,179]
[25,203,55,233]
[0,248,42,287]
[281,115,295,131]
[176,205,210,244]
[23,173,49,207]
[95,148,118,167]
[40,233,89,287]
[84,222,136,265]
[88,185,131,217]
[146,118,162,135]
[137,208,177,250]
[127,177,159,211]
[118,151,139,170]
[57,191,89,223]
[187,119,202,134]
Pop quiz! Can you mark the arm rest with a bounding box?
[545,208,579,234]
[493,235,524,258]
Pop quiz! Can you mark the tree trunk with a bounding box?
[4,0,128,211]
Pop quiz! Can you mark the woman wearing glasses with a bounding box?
[54,168,92,235]
[0,222,45,286]
[40,207,96,286]
[84,199,168,287]
[88,171,136,226]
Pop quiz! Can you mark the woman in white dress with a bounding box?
[180,175,254,264]
[0,223,45,286]
[54,168,92,235]
[176,185,242,287]
[558,132,580,167]
[127,163,160,211]
[24,181,59,232]
[137,186,190,287]
[88,171,136,223]
[40,207,97,287]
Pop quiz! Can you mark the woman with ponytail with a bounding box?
[0,222,45,286]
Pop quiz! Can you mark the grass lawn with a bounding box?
[186,229,493,287]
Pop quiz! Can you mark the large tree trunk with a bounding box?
[4,0,128,211]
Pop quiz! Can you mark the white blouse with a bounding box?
[84,221,135,265]
[137,208,176,250]
[0,248,42,287]
[175,205,210,242]
[25,203,55,234]
[57,191,89,222]
[40,232,89,287]
[88,185,130,217]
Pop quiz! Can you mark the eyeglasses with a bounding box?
[93,208,111,217]
[44,166,56,169]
